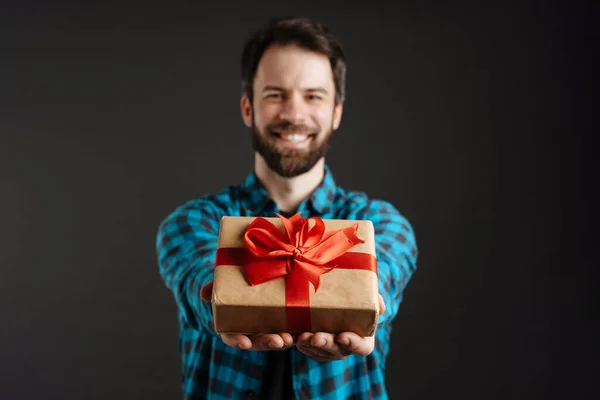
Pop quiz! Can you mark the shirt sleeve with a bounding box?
[155,199,224,333]
[360,200,418,329]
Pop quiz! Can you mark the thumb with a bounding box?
[200,280,214,302]
[378,294,386,316]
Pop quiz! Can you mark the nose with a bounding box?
[279,92,308,124]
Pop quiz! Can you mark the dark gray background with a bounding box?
[0,1,595,399]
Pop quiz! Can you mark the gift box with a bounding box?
[211,213,380,337]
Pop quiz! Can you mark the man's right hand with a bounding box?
[200,280,295,351]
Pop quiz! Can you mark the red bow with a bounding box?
[243,213,365,292]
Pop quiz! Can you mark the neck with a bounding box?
[254,154,325,214]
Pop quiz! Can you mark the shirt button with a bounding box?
[244,390,257,399]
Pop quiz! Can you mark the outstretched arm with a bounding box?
[156,200,223,333]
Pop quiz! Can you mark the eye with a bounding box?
[306,94,323,101]
[266,93,283,99]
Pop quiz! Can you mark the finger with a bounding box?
[297,339,341,360]
[296,333,347,360]
[221,334,252,350]
[311,332,352,357]
[257,334,286,350]
[200,280,214,302]
[279,332,295,347]
[296,333,329,357]
[378,294,386,316]
[336,332,375,357]
[296,332,314,346]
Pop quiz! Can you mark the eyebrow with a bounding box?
[262,86,329,95]
[305,87,329,95]
[262,85,285,92]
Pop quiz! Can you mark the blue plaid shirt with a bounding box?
[156,165,418,399]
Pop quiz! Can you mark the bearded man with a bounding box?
[156,16,418,400]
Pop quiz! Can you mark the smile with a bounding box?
[272,132,316,148]
[276,133,311,142]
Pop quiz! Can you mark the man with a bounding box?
[156,17,418,400]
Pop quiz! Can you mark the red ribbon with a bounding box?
[215,213,377,334]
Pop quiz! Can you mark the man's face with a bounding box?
[241,44,343,178]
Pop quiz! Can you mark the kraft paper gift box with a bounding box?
[211,213,380,336]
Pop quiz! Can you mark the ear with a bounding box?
[241,95,253,128]
[332,102,343,130]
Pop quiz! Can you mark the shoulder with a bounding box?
[334,188,411,226]
[156,186,237,239]
[334,188,417,251]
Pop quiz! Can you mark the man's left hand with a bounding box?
[296,294,386,362]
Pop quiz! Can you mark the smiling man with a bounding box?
[156,17,418,400]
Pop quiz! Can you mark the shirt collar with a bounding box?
[239,164,337,216]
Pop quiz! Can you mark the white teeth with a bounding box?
[283,134,308,142]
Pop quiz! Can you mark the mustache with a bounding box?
[267,122,318,135]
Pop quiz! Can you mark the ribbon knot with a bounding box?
[242,212,364,292]
[291,247,303,259]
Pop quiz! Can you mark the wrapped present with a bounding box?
[211,213,379,336]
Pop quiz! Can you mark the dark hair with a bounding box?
[241,17,346,105]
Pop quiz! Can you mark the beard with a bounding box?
[251,117,333,178]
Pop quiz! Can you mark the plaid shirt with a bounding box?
[156,165,418,400]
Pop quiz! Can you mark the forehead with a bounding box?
[254,44,334,90]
